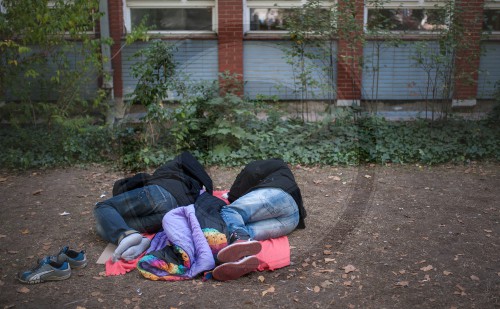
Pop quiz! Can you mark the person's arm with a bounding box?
[112,173,151,196]
[179,151,214,194]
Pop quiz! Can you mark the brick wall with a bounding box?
[453,0,485,100]
[217,0,244,94]
[336,0,365,101]
[108,0,124,99]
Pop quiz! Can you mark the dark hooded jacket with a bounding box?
[228,158,306,229]
[112,152,213,206]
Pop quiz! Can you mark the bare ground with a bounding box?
[0,162,499,309]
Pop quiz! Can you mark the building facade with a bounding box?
[105,0,500,107]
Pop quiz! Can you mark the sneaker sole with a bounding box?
[217,241,262,263]
[18,272,71,284]
[68,261,88,270]
[212,256,260,281]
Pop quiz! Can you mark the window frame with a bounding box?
[364,0,449,35]
[124,0,217,35]
[244,0,336,34]
[484,0,500,34]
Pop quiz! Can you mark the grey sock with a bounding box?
[121,237,151,261]
[112,233,142,262]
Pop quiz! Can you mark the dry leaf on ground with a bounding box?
[342,264,357,273]
[420,265,433,272]
[262,286,275,296]
[395,281,409,287]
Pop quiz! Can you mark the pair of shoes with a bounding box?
[17,246,87,284]
[50,246,88,269]
[212,256,260,281]
[217,240,262,263]
[18,257,71,284]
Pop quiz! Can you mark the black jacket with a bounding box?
[112,152,213,206]
[228,158,306,229]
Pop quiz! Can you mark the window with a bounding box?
[484,1,500,32]
[366,1,448,32]
[249,8,294,31]
[124,0,216,33]
[245,0,334,32]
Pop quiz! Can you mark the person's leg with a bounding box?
[94,185,178,244]
[220,188,299,241]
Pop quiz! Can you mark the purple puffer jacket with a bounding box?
[145,205,215,279]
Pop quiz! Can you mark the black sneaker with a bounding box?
[51,246,87,269]
[18,257,71,284]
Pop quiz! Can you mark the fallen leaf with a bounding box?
[258,275,265,283]
[17,287,30,293]
[320,280,333,288]
[324,258,335,263]
[8,250,18,254]
[76,307,86,309]
[342,264,357,274]
[364,174,372,178]
[0,177,7,182]
[93,276,103,280]
[443,271,452,276]
[470,275,480,281]
[313,286,321,293]
[0,234,6,238]
[262,286,275,296]
[399,270,406,274]
[323,250,332,255]
[455,284,465,291]
[21,229,30,234]
[324,244,333,248]
[420,265,433,272]
[483,229,492,233]
[124,299,132,305]
[329,176,341,181]
[32,189,43,195]
[395,281,409,287]
[343,281,352,287]
[97,298,104,303]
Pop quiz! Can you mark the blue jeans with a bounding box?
[220,188,299,241]
[94,185,178,244]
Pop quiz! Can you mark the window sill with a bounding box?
[127,32,218,40]
[244,31,290,40]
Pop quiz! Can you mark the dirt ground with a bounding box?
[0,162,499,309]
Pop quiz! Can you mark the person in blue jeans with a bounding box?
[215,158,306,266]
[94,152,213,262]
